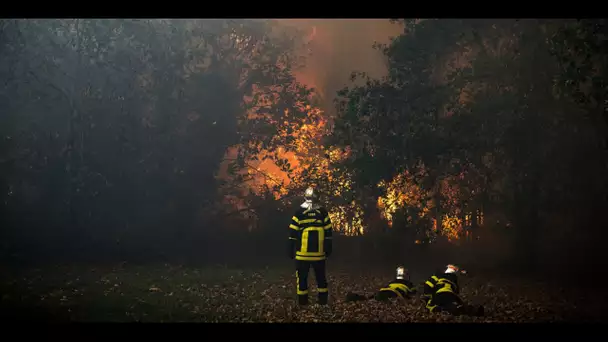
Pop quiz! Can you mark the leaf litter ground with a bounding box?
[0,263,604,322]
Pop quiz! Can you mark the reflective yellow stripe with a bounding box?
[438,278,454,284]
[380,287,403,298]
[324,216,330,223]
[318,288,328,293]
[425,298,437,312]
[431,276,439,281]
[323,223,332,229]
[295,255,325,261]
[296,251,324,256]
[299,218,318,224]
[301,229,309,252]
[390,283,411,294]
[436,287,455,294]
[380,283,412,298]
[318,228,324,253]
[437,278,456,287]
[296,270,308,295]
[301,227,324,253]
[289,224,299,230]
[292,216,300,223]
[425,281,435,288]
[437,279,457,293]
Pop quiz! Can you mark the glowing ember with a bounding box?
[375,162,485,242]
[376,164,431,227]
[329,201,365,236]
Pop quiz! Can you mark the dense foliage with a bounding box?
[0,19,311,255]
[328,19,608,267]
[1,19,606,271]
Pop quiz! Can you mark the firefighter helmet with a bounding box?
[396,266,409,280]
[304,187,318,201]
[445,264,459,274]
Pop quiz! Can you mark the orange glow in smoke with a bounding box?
[218,20,402,235]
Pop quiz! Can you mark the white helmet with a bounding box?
[301,187,320,210]
[396,266,409,280]
[304,187,318,201]
[445,264,459,274]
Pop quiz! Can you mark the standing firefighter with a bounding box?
[288,187,333,306]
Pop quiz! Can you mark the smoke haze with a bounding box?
[278,19,403,112]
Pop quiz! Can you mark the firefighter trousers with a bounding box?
[425,293,463,314]
[295,259,328,305]
[425,292,482,316]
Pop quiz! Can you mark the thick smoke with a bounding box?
[278,19,403,112]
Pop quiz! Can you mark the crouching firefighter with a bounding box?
[346,266,417,302]
[288,187,333,306]
[422,264,484,316]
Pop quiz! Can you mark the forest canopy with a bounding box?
[1,19,606,270]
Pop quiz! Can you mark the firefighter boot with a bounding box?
[298,294,309,306]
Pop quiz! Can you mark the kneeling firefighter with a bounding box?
[422,264,484,316]
[288,187,333,306]
[346,266,417,302]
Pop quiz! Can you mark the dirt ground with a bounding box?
[0,263,605,322]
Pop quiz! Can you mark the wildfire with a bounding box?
[219,82,366,235]
[432,215,463,241]
[282,111,366,236]
[216,20,400,236]
[376,165,431,227]
[328,201,365,236]
[375,162,485,242]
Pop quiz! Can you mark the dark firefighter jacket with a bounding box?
[346,278,416,302]
[423,272,460,298]
[422,271,484,316]
[378,278,417,299]
[288,207,333,261]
